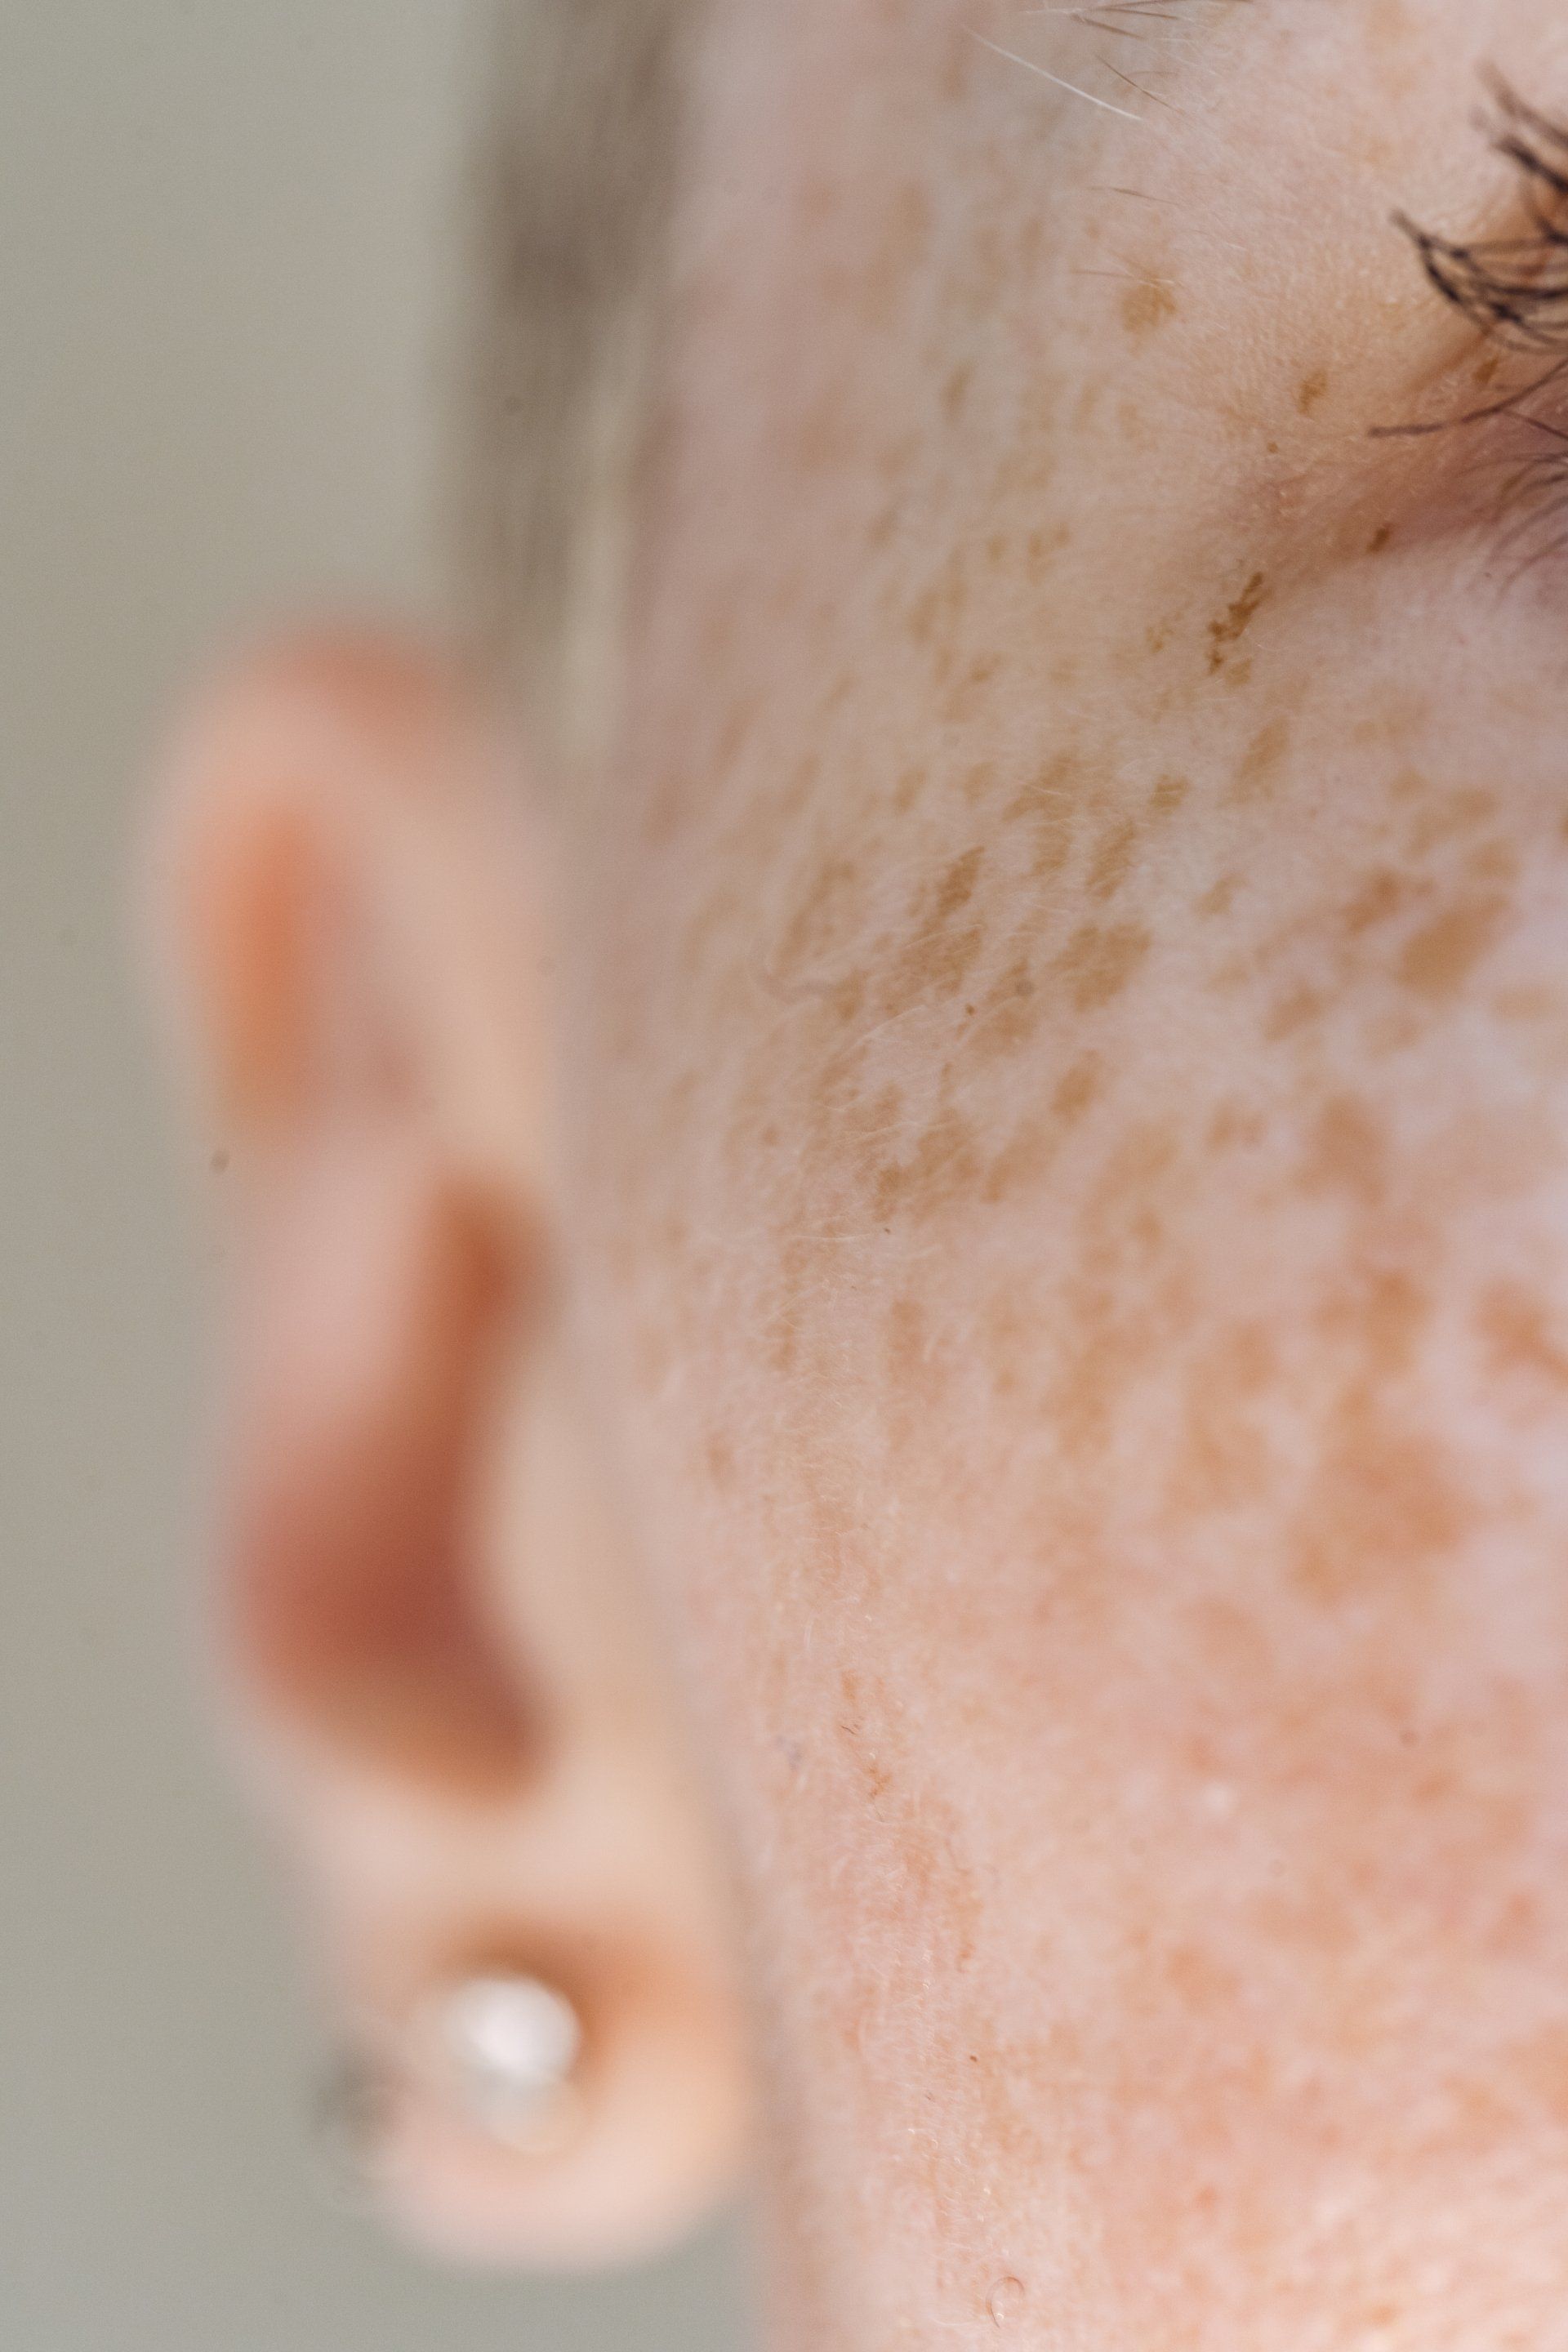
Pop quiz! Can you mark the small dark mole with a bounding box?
[1207,572,1269,675]
[1368,522,1393,555]
[1296,368,1330,416]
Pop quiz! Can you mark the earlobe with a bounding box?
[145,635,751,2267]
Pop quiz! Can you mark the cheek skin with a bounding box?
[599,599,1568,2345]
[561,4,1568,2341]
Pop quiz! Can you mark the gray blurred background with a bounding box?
[0,3,746,2343]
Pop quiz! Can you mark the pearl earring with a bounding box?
[423,1971,585,2154]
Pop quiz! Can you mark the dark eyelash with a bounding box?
[1376,77,1568,576]
[1393,75,1568,356]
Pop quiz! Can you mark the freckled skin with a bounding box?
[554,2,1568,2346]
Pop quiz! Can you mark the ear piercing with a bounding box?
[420,1970,585,2154]
[313,1970,585,2204]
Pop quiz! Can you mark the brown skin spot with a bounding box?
[1301,1094,1388,1205]
[1150,773,1189,818]
[1207,572,1269,675]
[1367,522,1393,555]
[1469,839,1520,887]
[1318,1265,1430,1379]
[1087,818,1141,902]
[1290,1396,1473,1610]
[705,1432,737,1490]
[774,852,862,975]
[1208,1099,1265,1154]
[1478,1282,1568,1391]
[1054,1054,1103,1125]
[1227,715,1290,804]
[1397,895,1508,1002]
[1341,867,1421,938]
[1295,368,1330,416]
[1169,1321,1279,1516]
[982,1113,1058,1205]
[1004,751,1085,880]
[1056,922,1152,1013]
[882,849,988,1017]
[1263,985,1325,1043]
[1404,786,1494,857]
[976,953,1037,1054]
[1121,278,1178,336]
[874,1107,983,1223]
[1197,874,1240,920]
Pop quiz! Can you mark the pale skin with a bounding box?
[149,1,1568,2344]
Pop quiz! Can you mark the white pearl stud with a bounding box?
[427,1971,585,2154]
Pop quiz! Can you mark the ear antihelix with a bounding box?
[227,1144,546,1801]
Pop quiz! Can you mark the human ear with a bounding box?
[141,636,750,2267]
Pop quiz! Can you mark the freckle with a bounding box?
[1147,619,1174,655]
[1296,368,1330,416]
[1494,984,1560,1027]
[1322,1266,1429,1375]
[1227,715,1291,804]
[1469,839,1519,885]
[1478,1281,1568,1389]
[1405,786,1492,854]
[1223,657,1254,690]
[1397,895,1508,1001]
[936,848,984,920]
[1208,572,1268,674]
[978,954,1038,1052]
[982,1114,1058,1204]
[886,1293,933,1388]
[1150,773,1188,817]
[1054,1054,1103,1125]
[942,360,973,421]
[1290,1406,1472,1608]
[1353,693,1431,749]
[1197,873,1239,920]
[1342,868,1414,937]
[1088,819,1141,900]
[1368,522,1393,555]
[1004,755,1082,878]
[1121,277,1178,335]
[1057,922,1152,1012]
[1263,985,1324,1041]
[1209,1099,1265,1153]
[1302,1094,1387,1202]
[829,969,867,1028]
[705,1432,736,1490]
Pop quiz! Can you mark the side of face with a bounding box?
[153,0,1568,2342]
[559,0,1568,2340]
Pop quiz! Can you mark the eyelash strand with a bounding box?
[1395,78,1568,357]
